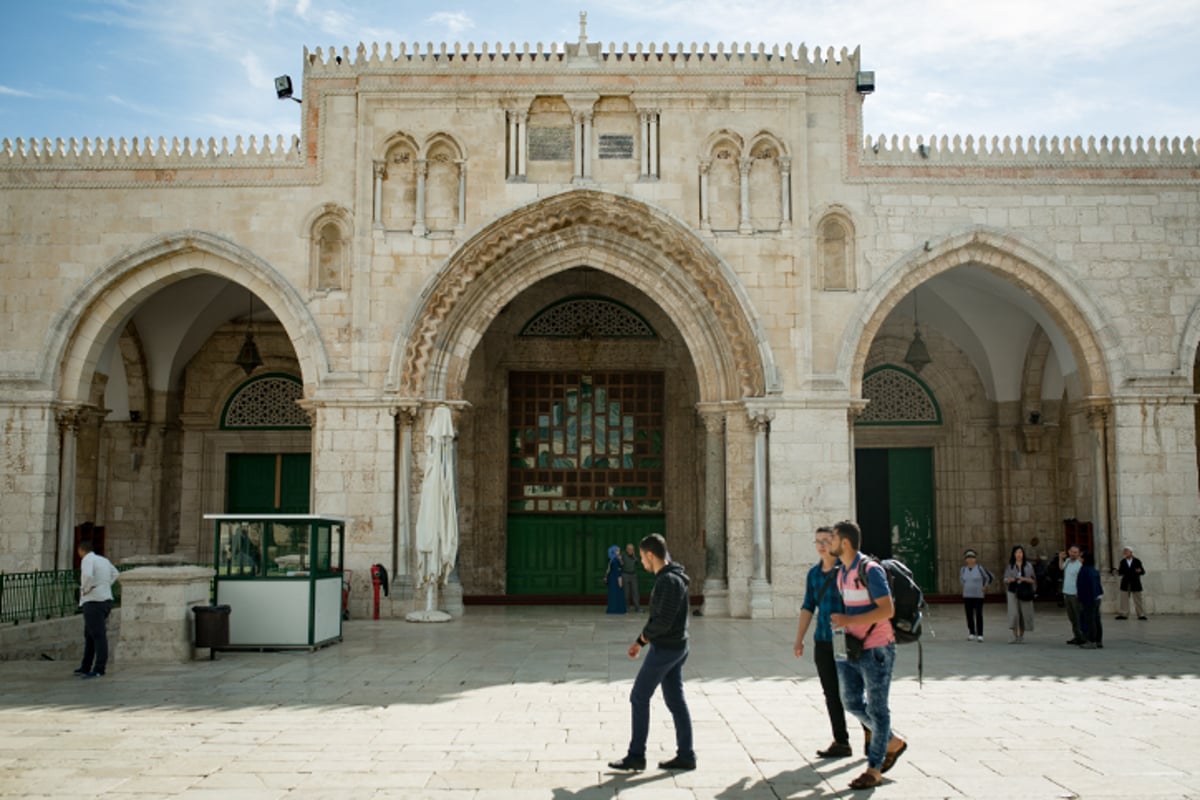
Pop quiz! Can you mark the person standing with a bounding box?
[1059,545,1085,644]
[1076,551,1104,648]
[829,521,907,791]
[74,539,120,678]
[609,534,695,772]
[621,543,641,612]
[1114,546,1147,620]
[1003,545,1036,643]
[605,545,627,615]
[959,549,993,642]
[794,526,853,758]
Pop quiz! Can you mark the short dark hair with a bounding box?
[639,533,668,561]
[77,539,94,553]
[815,526,834,534]
[832,520,861,550]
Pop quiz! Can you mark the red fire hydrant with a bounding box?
[370,564,389,620]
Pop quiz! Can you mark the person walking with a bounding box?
[794,526,854,758]
[1058,545,1085,644]
[609,534,695,773]
[828,521,907,791]
[604,545,627,615]
[1076,551,1104,648]
[621,543,642,612]
[959,549,993,642]
[1003,545,1036,643]
[1114,546,1147,620]
[74,539,120,679]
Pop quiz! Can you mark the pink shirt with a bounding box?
[837,554,895,649]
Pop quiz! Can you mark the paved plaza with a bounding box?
[1,604,1197,799]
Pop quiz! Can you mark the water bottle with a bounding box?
[833,627,848,661]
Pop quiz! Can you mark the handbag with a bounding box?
[1016,581,1035,601]
[844,631,866,661]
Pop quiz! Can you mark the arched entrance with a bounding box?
[48,232,325,567]
[844,229,1116,591]
[390,190,775,608]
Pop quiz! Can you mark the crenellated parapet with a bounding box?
[302,40,861,75]
[1,134,302,166]
[861,132,1200,166]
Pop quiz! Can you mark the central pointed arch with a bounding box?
[389,189,777,403]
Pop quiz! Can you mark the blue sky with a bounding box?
[2,0,1199,143]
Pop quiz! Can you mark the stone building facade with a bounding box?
[2,27,1199,616]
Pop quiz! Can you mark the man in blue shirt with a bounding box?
[794,526,853,758]
[1059,546,1085,644]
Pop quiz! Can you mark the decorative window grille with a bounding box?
[221,374,310,429]
[520,296,656,339]
[856,365,942,426]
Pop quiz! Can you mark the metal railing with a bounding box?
[0,567,132,625]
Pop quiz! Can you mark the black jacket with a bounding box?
[641,562,690,650]
[1117,557,1145,592]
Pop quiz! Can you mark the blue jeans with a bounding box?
[836,642,896,770]
[627,645,694,760]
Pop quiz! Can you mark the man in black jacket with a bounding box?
[609,533,696,772]
[1114,546,1148,620]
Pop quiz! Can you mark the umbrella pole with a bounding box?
[425,579,435,612]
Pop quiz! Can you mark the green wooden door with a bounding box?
[506,371,664,597]
[226,453,311,514]
[855,447,936,592]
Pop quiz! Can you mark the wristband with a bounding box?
[635,636,646,646]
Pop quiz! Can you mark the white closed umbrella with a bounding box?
[407,405,457,623]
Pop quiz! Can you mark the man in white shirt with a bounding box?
[1058,546,1085,645]
[75,540,120,678]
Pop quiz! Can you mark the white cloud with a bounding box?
[427,12,474,35]
[0,86,33,98]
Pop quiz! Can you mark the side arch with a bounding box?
[387,189,778,403]
[838,227,1118,399]
[48,230,331,404]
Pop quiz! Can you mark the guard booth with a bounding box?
[204,514,345,649]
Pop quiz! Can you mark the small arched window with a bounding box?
[817,213,855,291]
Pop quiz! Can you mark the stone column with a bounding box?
[392,403,419,600]
[55,408,83,569]
[640,112,650,177]
[738,157,754,235]
[749,409,774,617]
[455,160,467,229]
[1086,403,1112,570]
[507,111,519,179]
[699,407,728,616]
[372,159,385,228]
[779,156,792,233]
[698,158,712,232]
[413,158,428,237]
[581,113,593,180]
[517,112,528,178]
[648,110,659,179]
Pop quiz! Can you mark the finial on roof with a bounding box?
[578,11,588,46]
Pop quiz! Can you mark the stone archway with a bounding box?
[389,189,776,404]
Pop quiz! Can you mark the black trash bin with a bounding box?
[191,604,231,659]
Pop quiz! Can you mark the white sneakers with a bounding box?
[967,634,984,642]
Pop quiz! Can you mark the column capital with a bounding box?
[698,157,712,174]
[748,409,774,431]
[778,155,792,172]
[55,405,88,433]
[373,159,387,178]
[739,157,754,176]
[697,408,726,434]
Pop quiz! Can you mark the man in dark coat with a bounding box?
[1114,546,1147,620]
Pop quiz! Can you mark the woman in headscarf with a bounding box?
[605,544,628,614]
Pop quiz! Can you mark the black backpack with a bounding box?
[858,556,925,644]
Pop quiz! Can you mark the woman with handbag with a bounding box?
[1004,545,1036,643]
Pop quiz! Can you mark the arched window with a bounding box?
[381,138,418,230]
[311,217,347,291]
[221,373,310,430]
[817,213,855,291]
[748,139,783,231]
[856,365,942,426]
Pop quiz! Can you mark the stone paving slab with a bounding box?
[1,605,1199,799]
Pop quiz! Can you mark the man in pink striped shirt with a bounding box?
[829,520,908,790]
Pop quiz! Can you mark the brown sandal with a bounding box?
[849,771,883,790]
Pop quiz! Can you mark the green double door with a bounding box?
[226,453,311,514]
[855,447,937,591]
[506,515,661,596]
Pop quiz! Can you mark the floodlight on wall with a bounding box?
[903,289,933,374]
[855,70,875,95]
[235,293,264,375]
[275,75,302,104]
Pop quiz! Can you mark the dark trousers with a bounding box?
[1064,594,1084,640]
[1081,602,1103,644]
[813,640,849,745]
[80,601,112,674]
[627,644,694,760]
[963,598,985,636]
[623,573,640,610]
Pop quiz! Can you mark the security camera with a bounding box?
[275,75,301,103]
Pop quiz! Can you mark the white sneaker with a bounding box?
[976,635,984,643]
[967,634,975,641]
[1009,634,1018,643]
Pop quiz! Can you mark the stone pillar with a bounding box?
[517,112,528,178]
[0,402,58,572]
[117,565,214,662]
[413,158,428,237]
[738,157,754,235]
[392,404,419,600]
[581,113,593,180]
[455,159,467,229]
[507,111,519,179]
[698,158,712,232]
[372,159,385,228]
[640,112,650,177]
[1086,403,1112,571]
[699,407,728,616]
[779,156,792,233]
[56,407,83,570]
[648,110,659,179]
[749,409,774,617]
